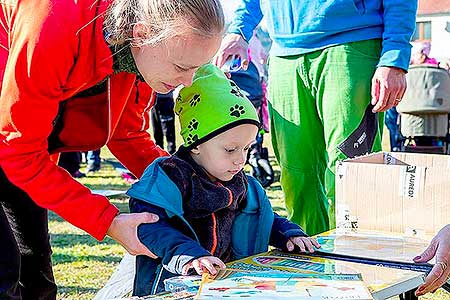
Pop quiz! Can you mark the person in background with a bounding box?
[385,41,440,153]
[0,0,224,298]
[384,108,402,152]
[58,152,86,178]
[215,0,417,235]
[410,41,439,66]
[151,92,176,154]
[86,149,102,173]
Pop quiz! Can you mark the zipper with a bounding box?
[137,80,154,131]
[134,79,139,104]
[151,264,163,295]
[210,213,217,255]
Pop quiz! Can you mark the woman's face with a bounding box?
[131,33,221,93]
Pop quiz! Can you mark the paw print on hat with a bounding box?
[189,94,201,107]
[186,133,199,145]
[188,118,199,131]
[230,104,245,118]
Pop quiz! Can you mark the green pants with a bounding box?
[268,39,383,235]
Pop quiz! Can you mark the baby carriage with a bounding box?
[230,61,274,187]
[396,65,450,154]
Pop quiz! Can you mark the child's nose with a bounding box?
[234,152,246,165]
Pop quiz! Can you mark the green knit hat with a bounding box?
[175,64,260,148]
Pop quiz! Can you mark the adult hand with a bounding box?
[286,236,321,253]
[107,212,159,258]
[213,33,249,70]
[414,224,450,296]
[371,66,407,113]
[182,256,226,276]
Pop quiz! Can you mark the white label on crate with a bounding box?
[399,165,422,198]
[404,227,426,239]
[336,163,347,179]
[384,153,397,165]
[336,204,352,234]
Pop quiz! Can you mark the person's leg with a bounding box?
[0,168,57,300]
[58,152,84,177]
[0,198,21,299]
[268,55,329,236]
[385,107,401,151]
[160,118,176,154]
[150,106,164,149]
[86,149,101,172]
[157,92,176,154]
[310,39,383,229]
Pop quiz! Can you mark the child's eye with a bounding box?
[225,148,236,153]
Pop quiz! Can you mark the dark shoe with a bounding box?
[71,170,86,178]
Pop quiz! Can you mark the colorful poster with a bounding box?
[197,271,374,299]
[227,250,424,299]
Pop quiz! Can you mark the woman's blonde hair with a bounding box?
[104,0,224,46]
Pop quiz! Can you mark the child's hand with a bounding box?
[182,256,226,276]
[286,236,321,253]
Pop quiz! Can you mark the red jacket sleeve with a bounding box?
[0,0,118,241]
[108,80,169,178]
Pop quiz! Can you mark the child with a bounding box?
[127,64,320,296]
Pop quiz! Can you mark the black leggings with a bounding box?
[0,168,57,300]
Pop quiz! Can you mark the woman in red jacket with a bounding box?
[0,0,224,298]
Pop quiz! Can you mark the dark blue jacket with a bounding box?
[127,157,306,296]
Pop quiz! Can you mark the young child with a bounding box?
[127,64,320,296]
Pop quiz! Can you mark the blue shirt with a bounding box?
[228,0,417,71]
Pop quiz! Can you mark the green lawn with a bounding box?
[50,147,447,300]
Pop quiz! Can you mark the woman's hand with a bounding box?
[213,33,249,70]
[414,224,450,296]
[107,212,159,258]
[182,256,226,276]
[286,236,321,253]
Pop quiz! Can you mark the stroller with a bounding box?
[397,65,450,154]
[230,61,274,187]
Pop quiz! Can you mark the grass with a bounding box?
[50,146,448,300]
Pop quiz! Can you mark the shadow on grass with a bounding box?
[50,233,117,247]
[48,201,129,223]
[267,184,282,191]
[273,168,281,183]
[52,252,122,265]
[58,286,99,295]
[271,206,286,212]
[83,182,131,190]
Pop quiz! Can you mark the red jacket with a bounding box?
[0,0,168,240]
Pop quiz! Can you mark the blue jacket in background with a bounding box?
[127,158,306,296]
[228,0,417,71]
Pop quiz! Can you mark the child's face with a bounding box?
[190,124,258,182]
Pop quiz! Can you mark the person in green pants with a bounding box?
[215,1,417,235]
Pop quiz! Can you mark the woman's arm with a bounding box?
[130,198,211,274]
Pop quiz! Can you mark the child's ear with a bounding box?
[190,147,200,155]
